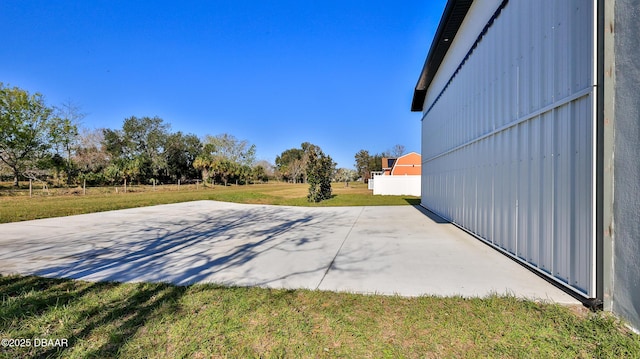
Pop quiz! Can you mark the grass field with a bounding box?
[1,275,639,358]
[1,182,639,357]
[0,182,419,224]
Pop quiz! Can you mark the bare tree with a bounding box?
[73,128,110,181]
[289,158,305,183]
[385,144,406,158]
[50,100,85,184]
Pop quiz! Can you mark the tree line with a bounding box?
[0,84,345,200]
[0,83,260,188]
[1,83,406,201]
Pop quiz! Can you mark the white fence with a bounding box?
[372,175,421,196]
[368,171,383,190]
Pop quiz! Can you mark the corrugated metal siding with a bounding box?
[421,0,596,297]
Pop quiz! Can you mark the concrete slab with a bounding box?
[0,200,578,304]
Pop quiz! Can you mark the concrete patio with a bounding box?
[0,201,579,304]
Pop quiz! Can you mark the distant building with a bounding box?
[412,0,640,330]
[381,152,422,176]
[391,152,422,176]
[372,152,421,196]
[381,158,395,176]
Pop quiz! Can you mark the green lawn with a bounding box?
[1,275,639,358]
[0,182,419,224]
[1,183,639,357]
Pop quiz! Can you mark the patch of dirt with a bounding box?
[566,304,590,318]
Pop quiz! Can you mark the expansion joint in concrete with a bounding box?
[315,206,365,290]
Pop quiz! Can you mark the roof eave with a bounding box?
[411,0,473,112]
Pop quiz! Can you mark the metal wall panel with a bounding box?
[421,0,596,296]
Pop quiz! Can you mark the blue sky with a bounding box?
[1,0,446,169]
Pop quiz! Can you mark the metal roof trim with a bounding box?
[411,0,473,112]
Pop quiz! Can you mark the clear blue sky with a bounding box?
[0,0,446,169]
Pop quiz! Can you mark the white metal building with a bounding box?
[412,0,640,331]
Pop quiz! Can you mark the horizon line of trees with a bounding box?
[0,83,367,191]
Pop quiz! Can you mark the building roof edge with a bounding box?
[411,0,473,112]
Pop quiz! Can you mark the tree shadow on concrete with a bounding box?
[36,206,346,287]
[0,204,398,357]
